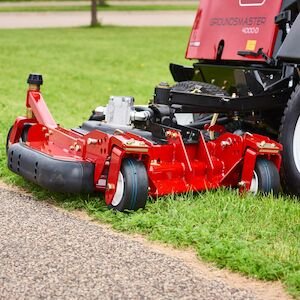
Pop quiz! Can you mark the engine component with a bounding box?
[105,96,134,126]
[153,82,171,105]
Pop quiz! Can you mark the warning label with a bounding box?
[246,40,257,50]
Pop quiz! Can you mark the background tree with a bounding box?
[91,0,99,27]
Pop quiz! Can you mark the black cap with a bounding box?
[27,73,43,85]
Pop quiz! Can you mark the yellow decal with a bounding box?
[246,40,257,51]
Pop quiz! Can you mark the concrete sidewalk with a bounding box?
[0,1,198,7]
[0,186,288,300]
[0,11,195,28]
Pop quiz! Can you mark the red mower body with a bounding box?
[186,0,283,61]
[169,0,300,198]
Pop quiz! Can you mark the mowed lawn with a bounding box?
[0,27,299,298]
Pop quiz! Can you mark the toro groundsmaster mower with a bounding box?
[8,0,298,212]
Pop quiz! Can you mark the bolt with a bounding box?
[238,181,246,187]
[260,141,266,147]
[165,131,172,138]
[75,144,81,152]
[221,138,232,147]
[114,129,124,135]
[107,183,115,190]
[87,138,98,145]
[126,139,136,146]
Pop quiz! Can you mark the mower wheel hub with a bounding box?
[293,116,300,173]
[249,171,259,195]
[111,172,125,207]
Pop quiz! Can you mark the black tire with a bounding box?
[109,158,148,212]
[171,81,227,95]
[6,124,31,154]
[6,126,13,154]
[171,81,229,139]
[20,124,31,142]
[171,81,228,120]
[279,84,300,196]
[250,158,281,195]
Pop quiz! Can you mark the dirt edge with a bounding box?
[0,180,293,300]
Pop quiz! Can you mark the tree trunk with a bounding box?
[91,0,99,27]
[98,0,106,6]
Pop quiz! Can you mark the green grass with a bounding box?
[93,191,300,296]
[0,4,197,12]
[0,27,299,298]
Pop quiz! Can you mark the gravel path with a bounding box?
[0,11,195,28]
[0,187,257,300]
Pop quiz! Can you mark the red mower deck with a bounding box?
[7,75,282,211]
